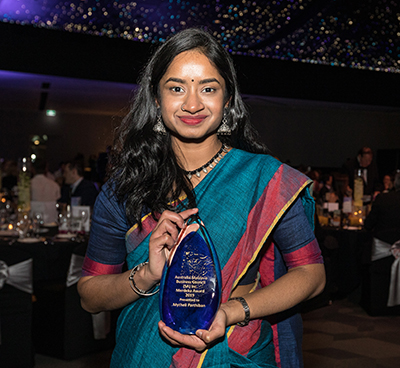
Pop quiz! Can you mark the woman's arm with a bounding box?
[228,263,325,322]
[78,263,164,313]
[78,208,199,313]
[159,263,325,350]
[159,197,325,350]
[78,273,139,313]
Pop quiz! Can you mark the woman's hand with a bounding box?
[145,208,198,284]
[158,308,228,352]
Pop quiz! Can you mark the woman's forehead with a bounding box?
[162,50,222,81]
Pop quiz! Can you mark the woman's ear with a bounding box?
[224,97,232,109]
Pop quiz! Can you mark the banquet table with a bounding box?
[0,227,117,366]
[0,244,34,368]
[2,231,84,287]
[317,225,372,299]
[300,224,372,313]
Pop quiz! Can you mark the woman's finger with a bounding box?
[150,208,199,250]
[156,208,198,231]
[195,309,227,344]
[151,208,197,241]
[146,208,199,281]
[195,326,224,345]
[152,218,180,244]
[158,321,207,352]
[179,208,199,221]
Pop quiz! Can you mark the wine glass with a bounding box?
[78,209,89,234]
[58,209,72,234]
[16,213,30,239]
[32,212,44,237]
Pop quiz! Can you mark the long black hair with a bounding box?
[108,28,268,228]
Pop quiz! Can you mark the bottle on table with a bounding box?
[353,168,364,208]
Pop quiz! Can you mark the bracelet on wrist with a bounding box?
[228,296,250,326]
[129,262,160,297]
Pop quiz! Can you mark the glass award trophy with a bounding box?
[159,214,222,334]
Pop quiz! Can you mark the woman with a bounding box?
[77,28,325,368]
[382,174,394,193]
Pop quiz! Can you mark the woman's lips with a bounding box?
[179,115,207,125]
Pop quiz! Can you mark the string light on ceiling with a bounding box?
[1,0,399,73]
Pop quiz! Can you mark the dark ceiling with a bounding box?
[1,22,400,110]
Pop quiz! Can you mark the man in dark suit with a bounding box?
[343,146,380,197]
[364,172,400,244]
[59,160,98,207]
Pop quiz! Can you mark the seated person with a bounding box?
[306,169,321,199]
[363,173,400,312]
[53,161,66,187]
[326,191,339,204]
[381,174,394,194]
[319,173,334,203]
[59,160,98,207]
[30,159,61,223]
[364,172,400,246]
[372,174,395,201]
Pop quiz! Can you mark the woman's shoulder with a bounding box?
[230,148,277,163]
[229,149,310,183]
[230,148,282,171]
[96,180,149,226]
[95,180,126,213]
[98,180,117,200]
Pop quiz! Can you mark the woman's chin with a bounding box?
[170,130,218,144]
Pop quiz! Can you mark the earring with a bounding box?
[153,115,167,135]
[217,112,231,135]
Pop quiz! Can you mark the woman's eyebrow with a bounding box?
[164,77,186,84]
[199,78,221,85]
[164,77,221,85]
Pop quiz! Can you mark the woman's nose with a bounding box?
[182,91,204,113]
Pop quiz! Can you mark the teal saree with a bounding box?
[107,149,317,368]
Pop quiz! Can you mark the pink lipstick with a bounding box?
[179,115,207,125]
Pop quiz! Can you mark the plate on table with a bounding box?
[17,237,45,243]
[343,225,360,231]
[0,230,19,237]
[43,222,58,227]
[55,233,75,239]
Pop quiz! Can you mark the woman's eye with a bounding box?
[203,87,216,93]
[171,86,184,93]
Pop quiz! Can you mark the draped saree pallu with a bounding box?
[110,149,320,368]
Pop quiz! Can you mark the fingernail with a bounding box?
[197,331,203,338]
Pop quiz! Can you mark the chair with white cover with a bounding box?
[361,231,400,316]
[32,243,118,360]
[0,246,33,368]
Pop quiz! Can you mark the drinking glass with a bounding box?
[78,209,89,234]
[58,210,72,234]
[32,212,44,237]
[16,213,30,239]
